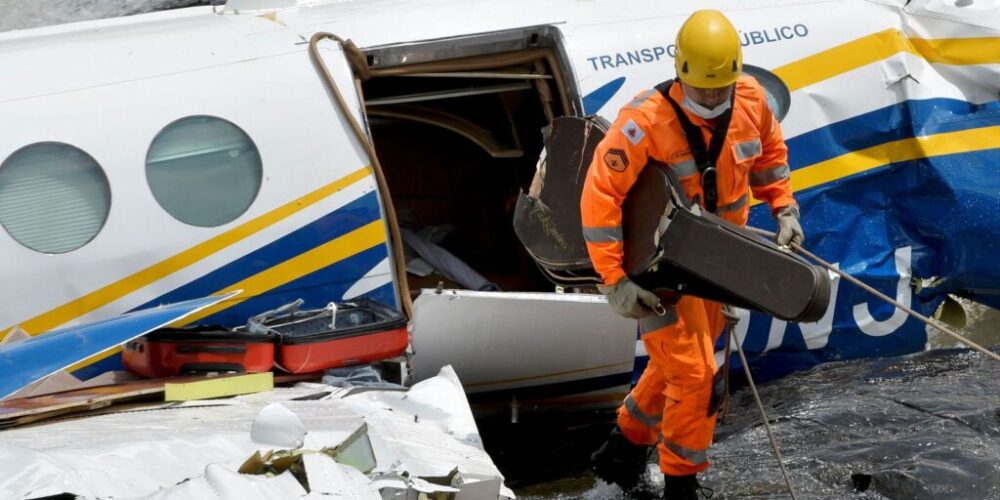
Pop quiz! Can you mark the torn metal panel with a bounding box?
[137,465,307,500]
[9,370,88,400]
[0,292,239,401]
[0,366,510,499]
[0,373,319,430]
[301,453,380,499]
[321,423,377,474]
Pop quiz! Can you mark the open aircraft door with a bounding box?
[307,34,412,319]
[315,27,640,412]
[405,109,636,413]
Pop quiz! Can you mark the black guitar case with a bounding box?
[513,116,830,323]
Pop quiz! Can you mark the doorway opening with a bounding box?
[360,27,579,299]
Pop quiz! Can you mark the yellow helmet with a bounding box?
[674,10,742,88]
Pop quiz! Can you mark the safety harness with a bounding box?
[655,79,735,214]
[655,79,736,419]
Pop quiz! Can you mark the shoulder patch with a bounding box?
[622,119,645,146]
[604,149,629,172]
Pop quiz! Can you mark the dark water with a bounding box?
[484,301,1000,499]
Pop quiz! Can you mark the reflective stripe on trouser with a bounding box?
[616,295,725,476]
[617,367,666,445]
[617,307,678,444]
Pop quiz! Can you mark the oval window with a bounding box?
[146,116,262,227]
[0,143,111,254]
[742,64,792,122]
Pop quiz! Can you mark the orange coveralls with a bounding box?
[580,75,795,476]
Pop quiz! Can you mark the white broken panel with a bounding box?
[341,366,505,483]
[371,473,461,499]
[0,369,510,499]
[135,464,306,500]
[302,453,380,499]
[251,403,307,449]
[322,423,377,474]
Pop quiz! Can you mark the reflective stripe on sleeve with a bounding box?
[749,164,790,187]
[717,193,748,213]
[734,139,762,161]
[639,307,678,335]
[582,225,623,243]
[669,159,698,177]
[625,394,661,428]
[663,439,709,465]
[627,89,657,109]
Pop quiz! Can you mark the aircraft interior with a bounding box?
[359,33,577,297]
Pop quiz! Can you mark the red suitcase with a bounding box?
[123,326,275,378]
[253,299,408,374]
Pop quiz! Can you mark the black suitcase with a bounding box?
[513,116,830,323]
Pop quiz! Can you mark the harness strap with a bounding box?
[654,79,735,213]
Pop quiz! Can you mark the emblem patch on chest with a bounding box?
[622,119,645,145]
[604,149,629,172]
[670,149,693,163]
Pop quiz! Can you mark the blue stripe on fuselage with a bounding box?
[785,98,1000,170]
[132,191,383,313]
[192,243,393,326]
[582,77,627,115]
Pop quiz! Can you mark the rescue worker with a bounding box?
[580,9,803,499]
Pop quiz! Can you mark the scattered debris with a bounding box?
[165,372,274,401]
[0,366,513,499]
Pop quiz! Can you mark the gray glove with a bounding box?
[598,277,661,319]
[775,205,804,247]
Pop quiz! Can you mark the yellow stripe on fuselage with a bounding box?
[174,219,387,325]
[752,125,1000,206]
[66,219,388,372]
[790,125,1000,193]
[774,29,1000,92]
[1,165,374,340]
[751,29,1000,205]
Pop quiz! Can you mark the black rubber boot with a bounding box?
[590,427,650,492]
[663,474,712,499]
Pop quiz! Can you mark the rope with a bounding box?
[719,306,737,422]
[722,228,1000,499]
[729,325,799,500]
[308,33,413,319]
[791,242,1000,362]
[745,226,1000,363]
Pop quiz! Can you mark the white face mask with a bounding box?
[681,93,731,119]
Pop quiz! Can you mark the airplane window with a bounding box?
[146,116,262,227]
[742,64,791,122]
[0,142,111,254]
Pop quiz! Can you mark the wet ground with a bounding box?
[482,301,1000,499]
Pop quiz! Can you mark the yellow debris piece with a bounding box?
[164,372,274,401]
